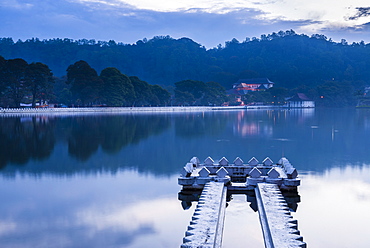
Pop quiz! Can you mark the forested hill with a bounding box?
[1,30,370,89]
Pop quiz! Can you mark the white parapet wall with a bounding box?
[0,106,248,115]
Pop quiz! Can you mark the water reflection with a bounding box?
[0,171,191,248]
[178,190,301,212]
[2,109,370,175]
[174,112,227,138]
[0,116,56,168]
[66,115,170,160]
[1,109,370,247]
[297,165,370,248]
[0,114,171,170]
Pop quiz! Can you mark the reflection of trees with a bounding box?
[0,116,56,168]
[100,116,137,153]
[4,109,370,175]
[0,114,171,168]
[67,115,171,161]
[229,109,370,171]
[67,116,102,161]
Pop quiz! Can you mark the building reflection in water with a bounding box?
[233,109,315,138]
[233,110,273,138]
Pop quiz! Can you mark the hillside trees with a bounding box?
[1,32,370,92]
[175,80,207,100]
[316,80,356,107]
[4,58,29,107]
[27,62,54,107]
[100,67,135,106]
[0,56,5,95]
[2,32,370,93]
[203,81,228,105]
[129,76,153,106]
[2,31,370,107]
[66,60,103,106]
[174,89,195,106]
[63,61,170,107]
[130,36,208,85]
[174,80,227,105]
[0,57,55,107]
[150,84,171,106]
[129,76,171,106]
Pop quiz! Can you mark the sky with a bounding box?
[1,0,370,48]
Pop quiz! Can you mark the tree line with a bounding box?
[0,57,172,107]
[0,57,54,107]
[1,30,369,90]
[1,29,369,107]
[0,56,227,107]
[64,60,171,107]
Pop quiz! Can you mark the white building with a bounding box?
[284,93,315,108]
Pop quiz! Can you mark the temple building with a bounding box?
[228,78,274,95]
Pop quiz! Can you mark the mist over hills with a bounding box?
[0,30,369,90]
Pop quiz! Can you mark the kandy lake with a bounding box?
[0,108,370,248]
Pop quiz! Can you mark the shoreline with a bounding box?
[0,105,316,115]
[0,106,247,114]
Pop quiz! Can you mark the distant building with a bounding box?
[364,86,370,96]
[356,86,370,107]
[284,93,315,108]
[228,78,274,95]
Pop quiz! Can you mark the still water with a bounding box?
[0,108,370,248]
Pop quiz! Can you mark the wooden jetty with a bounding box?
[178,156,306,248]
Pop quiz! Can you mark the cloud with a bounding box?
[1,0,370,48]
[71,0,136,10]
[348,7,370,20]
[319,21,370,43]
[0,0,314,47]
[2,0,34,9]
[0,216,155,248]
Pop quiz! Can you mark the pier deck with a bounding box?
[178,156,300,192]
[181,181,227,248]
[179,156,305,248]
[255,183,306,248]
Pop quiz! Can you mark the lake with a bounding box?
[0,108,370,248]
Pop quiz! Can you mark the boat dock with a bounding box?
[178,156,306,248]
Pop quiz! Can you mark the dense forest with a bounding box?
[0,30,369,107]
[0,57,227,107]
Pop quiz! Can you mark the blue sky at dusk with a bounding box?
[1,0,370,48]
